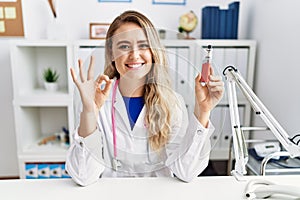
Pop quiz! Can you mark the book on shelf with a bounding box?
[202,6,220,39]
[201,1,240,39]
[219,9,227,39]
[201,6,212,39]
[211,6,220,39]
[225,8,233,39]
[229,1,240,39]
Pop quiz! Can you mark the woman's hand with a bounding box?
[194,67,224,127]
[70,56,113,114]
[70,56,113,137]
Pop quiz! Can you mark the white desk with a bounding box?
[1,175,299,200]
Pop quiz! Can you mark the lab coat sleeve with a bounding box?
[65,127,105,186]
[165,95,215,183]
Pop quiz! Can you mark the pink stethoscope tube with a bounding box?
[111,79,119,158]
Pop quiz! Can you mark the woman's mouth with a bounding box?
[125,63,145,70]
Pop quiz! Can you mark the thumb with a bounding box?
[102,79,113,96]
[195,72,201,83]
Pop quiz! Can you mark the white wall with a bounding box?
[247,0,300,137]
[0,41,17,176]
[0,0,299,176]
[23,0,243,40]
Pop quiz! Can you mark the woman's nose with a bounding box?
[129,48,140,60]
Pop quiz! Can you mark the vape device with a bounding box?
[200,45,212,83]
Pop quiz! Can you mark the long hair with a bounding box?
[104,10,178,151]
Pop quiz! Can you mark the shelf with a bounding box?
[10,45,71,98]
[13,89,71,106]
[18,86,69,96]
[14,106,70,154]
[10,40,75,179]
[12,40,71,47]
[18,154,67,162]
[21,138,69,156]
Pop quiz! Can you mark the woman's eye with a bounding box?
[139,44,149,49]
[118,45,131,50]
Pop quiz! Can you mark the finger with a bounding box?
[87,56,95,81]
[208,79,224,87]
[209,85,224,93]
[196,72,208,87]
[78,59,86,82]
[210,66,214,75]
[208,81,224,94]
[209,74,223,82]
[70,68,77,82]
[102,79,113,95]
[95,75,113,93]
[206,67,214,81]
[195,72,201,83]
[70,68,80,87]
[96,74,110,85]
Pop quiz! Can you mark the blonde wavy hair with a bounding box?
[104,10,178,151]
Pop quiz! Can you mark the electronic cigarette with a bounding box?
[200,45,212,83]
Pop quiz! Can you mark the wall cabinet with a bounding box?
[11,39,256,178]
[10,41,74,178]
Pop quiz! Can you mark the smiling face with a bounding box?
[111,22,153,80]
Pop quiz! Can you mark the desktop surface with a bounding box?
[1,175,299,199]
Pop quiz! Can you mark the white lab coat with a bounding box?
[66,84,215,186]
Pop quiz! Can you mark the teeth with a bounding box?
[128,64,143,68]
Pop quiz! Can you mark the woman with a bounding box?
[66,10,224,186]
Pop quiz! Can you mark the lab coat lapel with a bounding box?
[114,85,132,133]
[132,107,147,136]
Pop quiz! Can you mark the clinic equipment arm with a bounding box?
[222,66,300,178]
